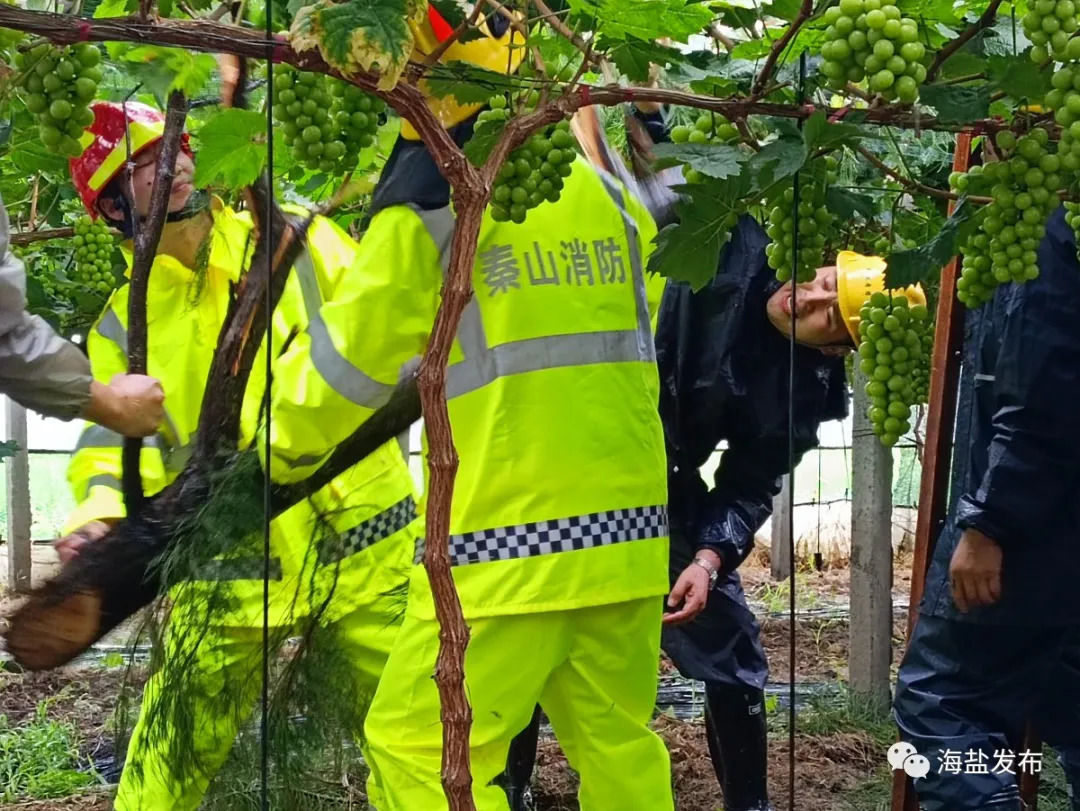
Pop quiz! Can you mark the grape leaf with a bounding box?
[919,83,991,124]
[11,142,67,175]
[647,174,753,289]
[193,109,272,189]
[987,53,1050,101]
[565,0,712,42]
[938,50,986,79]
[884,197,985,288]
[802,109,866,152]
[425,61,523,103]
[824,187,876,220]
[605,37,686,81]
[463,116,506,166]
[291,0,425,90]
[117,46,217,99]
[747,133,806,188]
[651,143,747,180]
[763,0,804,22]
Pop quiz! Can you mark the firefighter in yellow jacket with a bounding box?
[264,8,674,810]
[56,100,421,811]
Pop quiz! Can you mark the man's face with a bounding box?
[765,265,853,347]
[105,139,196,220]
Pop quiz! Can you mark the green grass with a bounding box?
[0,702,96,803]
[0,454,77,538]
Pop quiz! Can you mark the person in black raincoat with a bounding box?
[892,206,1080,811]
[656,212,850,811]
[502,107,851,811]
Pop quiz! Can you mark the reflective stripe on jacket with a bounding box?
[268,156,670,619]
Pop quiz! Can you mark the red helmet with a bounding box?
[69,101,193,217]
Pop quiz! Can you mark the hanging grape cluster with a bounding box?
[951,128,1064,309]
[820,0,927,102]
[1024,0,1080,63]
[670,113,739,183]
[856,293,932,447]
[328,80,385,167]
[485,95,576,225]
[17,43,102,158]
[765,157,838,283]
[73,215,117,297]
[273,66,339,172]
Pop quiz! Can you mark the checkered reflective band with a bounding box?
[318,495,418,564]
[443,505,668,567]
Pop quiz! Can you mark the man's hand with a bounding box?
[54,520,112,565]
[949,528,1003,612]
[664,549,721,626]
[83,374,165,437]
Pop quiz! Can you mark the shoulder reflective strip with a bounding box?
[86,474,122,492]
[293,250,395,410]
[96,309,129,354]
[597,172,656,363]
[409,205,456,273]
[317,495,418,564]
[441,504,667,567]
[76,424,123,450]
[193,556,283,582]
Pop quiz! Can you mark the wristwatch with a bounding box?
[692,555,720,588]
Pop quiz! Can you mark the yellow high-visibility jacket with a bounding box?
[268,156,670,620]
[65,199,420,627]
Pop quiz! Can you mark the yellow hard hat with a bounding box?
[401,6,525,140]
[835,250,927,344]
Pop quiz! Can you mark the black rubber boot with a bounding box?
[502,705,542,811]
[704,682,774,811]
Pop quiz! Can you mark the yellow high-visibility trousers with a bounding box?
[364,586,674,811]
[113,595,403,811]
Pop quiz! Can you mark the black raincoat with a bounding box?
[657,213,849,687]
[894,208,1080,811]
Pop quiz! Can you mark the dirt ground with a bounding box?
[1,560,910,811]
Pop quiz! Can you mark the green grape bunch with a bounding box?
[856,293,932,447]
[72,215,117,297]
[1046,63,1080,175]
[328,80,385,169]
[951,127,1064,309]
[819,0,927,102]
[16,43,102,158]
[669,113,739,183]
[765,157,838,283]
[485,95,576,225]
[1024,0,1080,62]
[273,65,347,173]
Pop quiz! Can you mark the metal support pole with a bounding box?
[5,397,30,593]
[850,366,893,707]
[771,473,792,580]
